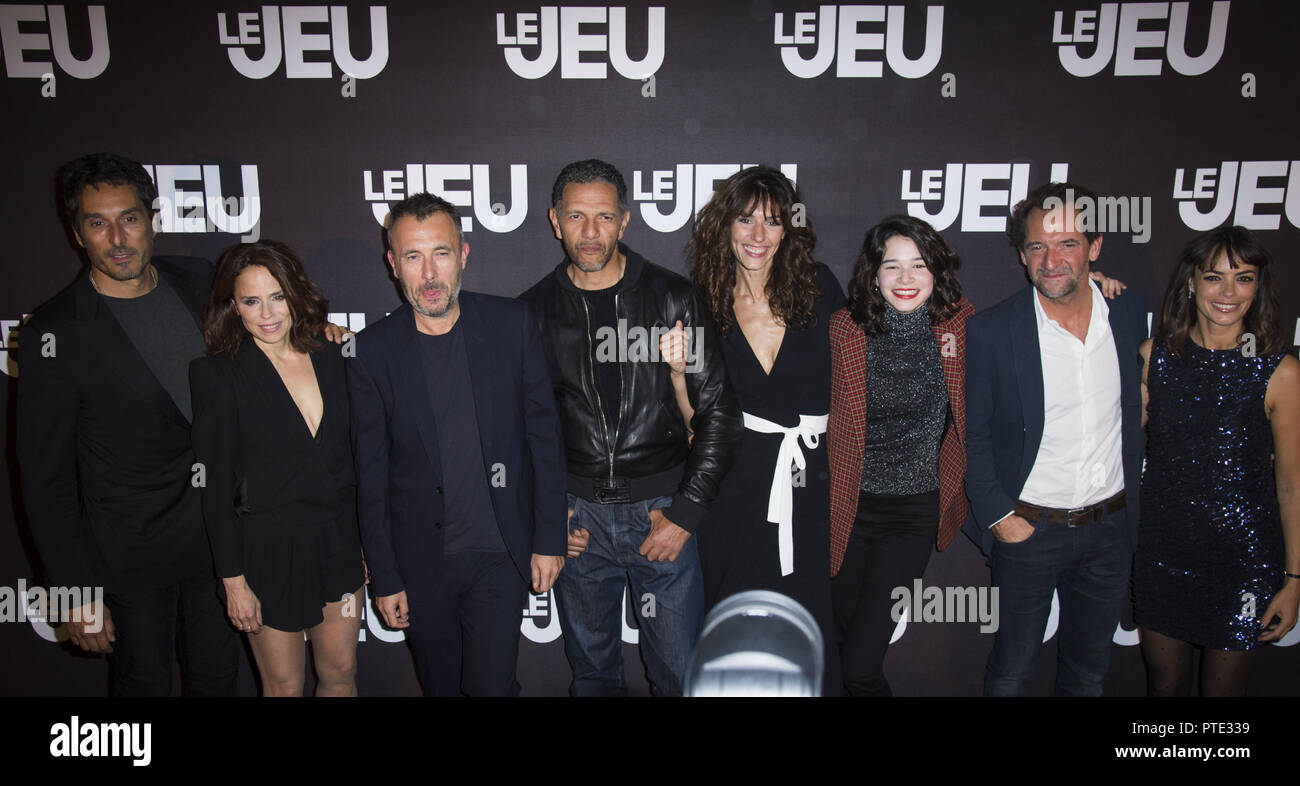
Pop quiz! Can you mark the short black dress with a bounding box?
[1134,340,1287,650]
[191,336,364,631]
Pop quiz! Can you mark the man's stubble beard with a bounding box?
[1030,267,1085,302]
[409,279,461,319]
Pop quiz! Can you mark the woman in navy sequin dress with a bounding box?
[1135,225,1300,696]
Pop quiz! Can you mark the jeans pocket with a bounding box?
[644,495,674,518]
[997,519,1043,548]
[566,494,581,532]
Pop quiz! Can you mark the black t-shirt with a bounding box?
[418,320,506,554]
[583,285,623,439]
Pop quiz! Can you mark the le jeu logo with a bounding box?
[495,6,664,79]
[901,162,1070,233]
[1052,1,1229,77]
[773,4,943,79]
[631,163,799,233]
[364,164,528,233]
[1173,160,1300,231]
[144,164,262,239]
[218,5,388,80]
[0,4,108,96]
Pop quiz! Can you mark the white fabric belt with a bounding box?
[742,412,829,576]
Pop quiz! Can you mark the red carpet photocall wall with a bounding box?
[1,0,1296,696]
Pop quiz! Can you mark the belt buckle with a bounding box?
[1064,506,1089,527]
[594,478,631,504]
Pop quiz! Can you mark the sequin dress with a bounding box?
[1134,340,1287,650]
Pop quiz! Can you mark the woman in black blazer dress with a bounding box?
[191,240,364,696]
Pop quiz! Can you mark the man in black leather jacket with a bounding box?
[520,159,742,696]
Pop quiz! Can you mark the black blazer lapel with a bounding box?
[73,273,190,427]
[154,259,208,329]
[1107,293,1146,544]
[1107,297,1142,416]
[235,337,322,454]
[1010,287,1045,488]
[458,293,499,480]
[314,339,349,434]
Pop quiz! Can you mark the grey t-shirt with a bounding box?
[101,276,207,423]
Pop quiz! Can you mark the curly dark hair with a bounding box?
[847,214,964,336]
[687,166,820,334]
[1156,225,1285,357]
[202,240,328,357]
[58,152,158,228]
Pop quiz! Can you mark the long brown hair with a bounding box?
[1156,225,1284,356]
[687,166,820,334]
[202,240,328,357]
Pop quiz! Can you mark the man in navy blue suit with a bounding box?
[963,182,1147,696]
[348,192,567,696]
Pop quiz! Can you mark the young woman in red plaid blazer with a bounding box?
[827,215,974,696]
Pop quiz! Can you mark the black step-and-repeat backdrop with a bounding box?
[2,1,1297,696]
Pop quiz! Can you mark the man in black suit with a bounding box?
[349,192,567,696]
[16,153,239,695]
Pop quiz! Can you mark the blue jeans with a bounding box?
[555,493,705,696]
[985,507,1132,696]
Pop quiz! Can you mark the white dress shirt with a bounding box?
[994,278,1124,526]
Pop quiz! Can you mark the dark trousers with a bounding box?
[404,550,527,697]
[832,489,938,697]
[984,507,1131,696]
[103,571,240,697]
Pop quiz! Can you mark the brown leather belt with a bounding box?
[1014,491,1125,527]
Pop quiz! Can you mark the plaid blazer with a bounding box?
[828,298,975,576]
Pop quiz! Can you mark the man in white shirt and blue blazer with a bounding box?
[963,182,1147,696]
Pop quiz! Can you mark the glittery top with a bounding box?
[861,303,947,495]
[1135,339,1287,649]
[1145,340,1282,519]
